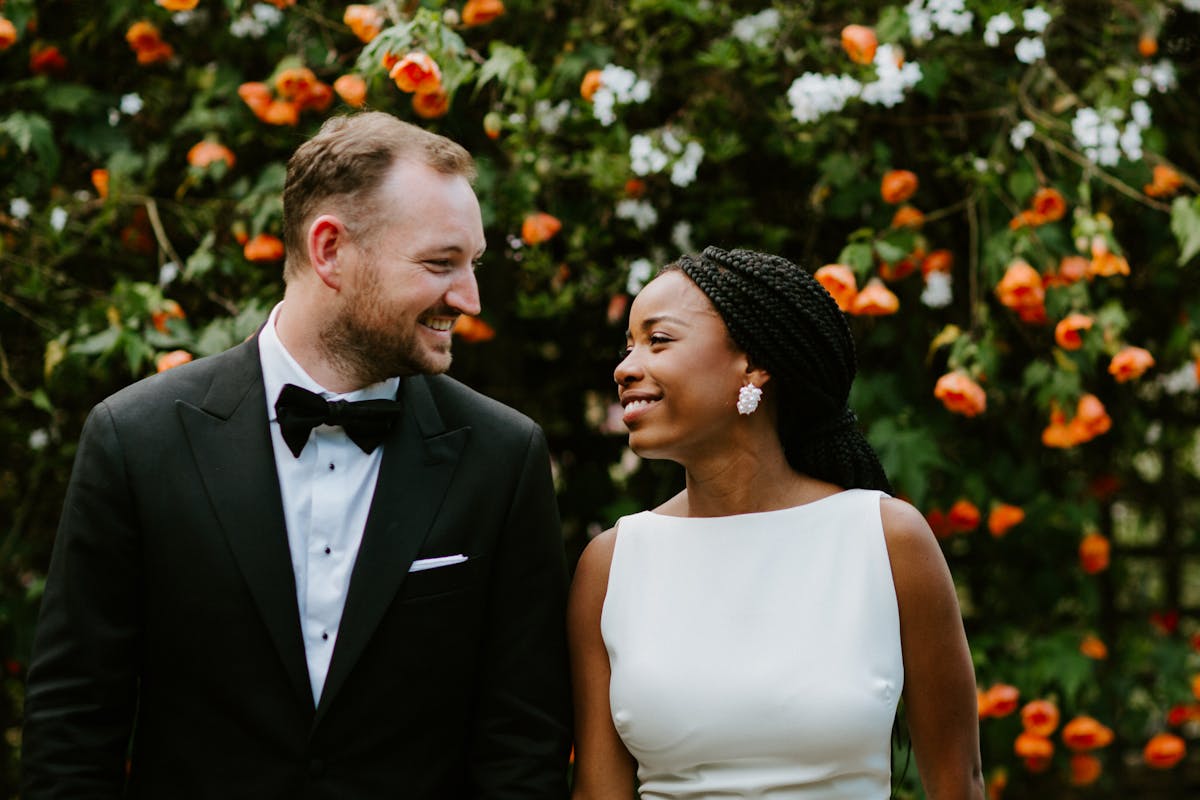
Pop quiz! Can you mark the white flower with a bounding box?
[731,8,781,49]
[1160,362,1199,395]
[1022,7,1052,33]
[1014,36,1045,64]
[626,258,655,295]
[629,134,669,176]
[1133,77,1153,96]
[1119,124,1143,160]
[616,199,658,232]
[1010,120,1035,150]
[29,429,50,451]
[252,3,284,25]
[984,12,1015,46]
[973,157,990,172]
[534,99,570,134]
[159,261,180,286]
[9,197,32,220]
[921,271,953,308]
[108,109,121,127]
[906,0,935,43]
[1071,107,1101,147]
[1095,144,1121,167]
[591,64,651,126]
[787,72,861,124]
[1130,99,1152,128]
[928,0,973,35]
[49,207,68,232]
[670,141,705,187]
[660,130,682,155]
[230,15,268,38]
[1182,0,1200,11]
[671,221,694,253]
[861,46,923,108]
[172,11,196,25]
[119,93,144,115]
[1149,60,1177,92]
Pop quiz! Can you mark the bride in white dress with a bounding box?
[568,247,984,799]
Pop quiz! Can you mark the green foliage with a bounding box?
[2,1,1200,796]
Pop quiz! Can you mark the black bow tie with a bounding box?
[274,383,403,458]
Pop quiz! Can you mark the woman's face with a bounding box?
[614,270,753,461]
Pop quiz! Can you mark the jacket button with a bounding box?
[309,758,325,777]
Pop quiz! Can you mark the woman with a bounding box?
[569,247,984,799]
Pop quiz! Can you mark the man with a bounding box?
[23,112,572,798]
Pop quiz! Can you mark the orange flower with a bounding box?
[187,140,235,169]
[412,89,450,118]
[841,24,878,65]
[814,264,858,311]
[1069,394,1111,442]
[243,233,285,262]
[136,39,174,65]
[1041,406,1075,448]
[156,0,199,9]
[995,259,1045,316]
[878,249,921,282]
[296,80,333,112]
[237,82,273,114]
[1144,164,1184,198]
[343,4,385,43]
[1021,700,1061,737]
[126,21,161,52]
[333,74,368,108]
[91,169,110,199]
[0,17,17,51]
[1108,346,1155,383]
[849,278,899,316]
[521,212,562,245]
[1053,255,1089,286]
[390,52,442,94]
[983,684,1020,718]
[988,503,1024,537]
[151,300,186,334]
[275,66,318,101]
[1070,754,1102,786]
[880,169,918,204]
[452,315,496,343]
[1138,34,1158,58]
[1143,733,1185,769]
[934,371,987,417]
[462,0,506,26]
[30,44,68,75]
[1062,715,1114,751]
[890,205,924,229]
[1079,635,1108,660]
[1079,533,1110,574]
[260,100,299,126]
[156,350,193,373]
[580,69,604,102]
[1054,313,1093,350]
[1032,187,1066,222]
[1008,209,1044,230]
[1014,732,1053,759]
[1088,251,1130,278]
[948,499,981,533]
[985,768,1007,800]
[921,249,953,276]
[624,178,646,198]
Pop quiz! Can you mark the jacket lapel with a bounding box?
[314,375,468,725]
[177,337,312,710]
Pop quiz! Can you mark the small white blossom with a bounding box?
[1095,143,1121,167]
[626,258,655,295]
[1131,99,1152,128]
[1119,124,1143,161]
[159,261,180,286]
[1072,108,1101,147]
[252,3,284,25]
[921,270,953,308]
[616,199,658,232]
[670,141,705,187]
[787,73,861,124]
[230,15,268,38]
[1160,362,1199,395]
[49,207,68,232]
[973,157,990,172]
[906,0,935,42]
[1022,7,1052,33]
[629,134,669,176]
[862,45,923,108]
[119,93,144,115]
[731,8,781,49]
[108,109,121,126]
[29,429,50,451]
[1014,36,1045,64]
[1182,0,1200,11]
[1010,120,1035,150]
[591,64,651,127]
[9,198,31,220]
[172,11,196,25]
[671,221,694,253]
[660,130,683,155]
[534,99,570,134]
[1148,60,1177,92]
[984,12,1015,46]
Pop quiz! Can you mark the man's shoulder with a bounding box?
[417,373,538,435]
[101,340,256,420]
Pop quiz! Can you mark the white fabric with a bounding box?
[602,489,903,799]
[258,302,400,703]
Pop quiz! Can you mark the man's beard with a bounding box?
[318,264,453,386]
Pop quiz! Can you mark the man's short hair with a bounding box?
[281,111,477,279]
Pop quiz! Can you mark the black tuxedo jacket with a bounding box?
[22,336,572,798]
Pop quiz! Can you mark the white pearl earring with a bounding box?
[737,384,762,415]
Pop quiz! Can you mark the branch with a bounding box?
[0,338,34,402]
[143,198,186,272]
[1032,133,1173,213]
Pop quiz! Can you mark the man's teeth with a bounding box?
[625,399,656,411]
[422,318,454,331]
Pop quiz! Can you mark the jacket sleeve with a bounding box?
[468,424,573,799]
[22,402,141,799]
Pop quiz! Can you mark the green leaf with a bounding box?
[1170,195,1200,266]
[41,83,99,113]
[69,327,121,357]
[0,111,60,177]
[837,242,874,278]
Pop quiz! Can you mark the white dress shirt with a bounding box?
[258,302,400,703]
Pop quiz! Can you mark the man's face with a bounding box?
[322,159,485,384]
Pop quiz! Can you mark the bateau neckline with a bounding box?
[642,488,862,521]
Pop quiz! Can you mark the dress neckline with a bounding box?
[642,488,860,521]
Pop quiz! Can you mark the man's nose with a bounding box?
[447,267,481,317]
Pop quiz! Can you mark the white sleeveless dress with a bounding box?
[601,489,903,799]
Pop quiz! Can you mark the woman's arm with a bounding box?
[567,529,638,800]
[881,497,985,800]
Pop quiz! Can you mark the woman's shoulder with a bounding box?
[877,495,954,595]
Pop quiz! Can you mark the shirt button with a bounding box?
[321,631,329,641]
[324,546,331,555]
[328,463,335,471]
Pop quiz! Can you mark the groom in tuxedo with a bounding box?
[22,112,572,798]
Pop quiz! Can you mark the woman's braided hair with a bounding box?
[666,246,892,493]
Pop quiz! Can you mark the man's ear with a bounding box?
[307,214,348,290]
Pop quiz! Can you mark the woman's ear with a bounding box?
[745,362,771,390]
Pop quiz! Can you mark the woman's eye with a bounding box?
[649,334,670,345]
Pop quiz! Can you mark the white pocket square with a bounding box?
[408,554,468,572]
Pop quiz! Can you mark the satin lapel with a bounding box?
[177,337,312,710]
[314,375,468,725]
